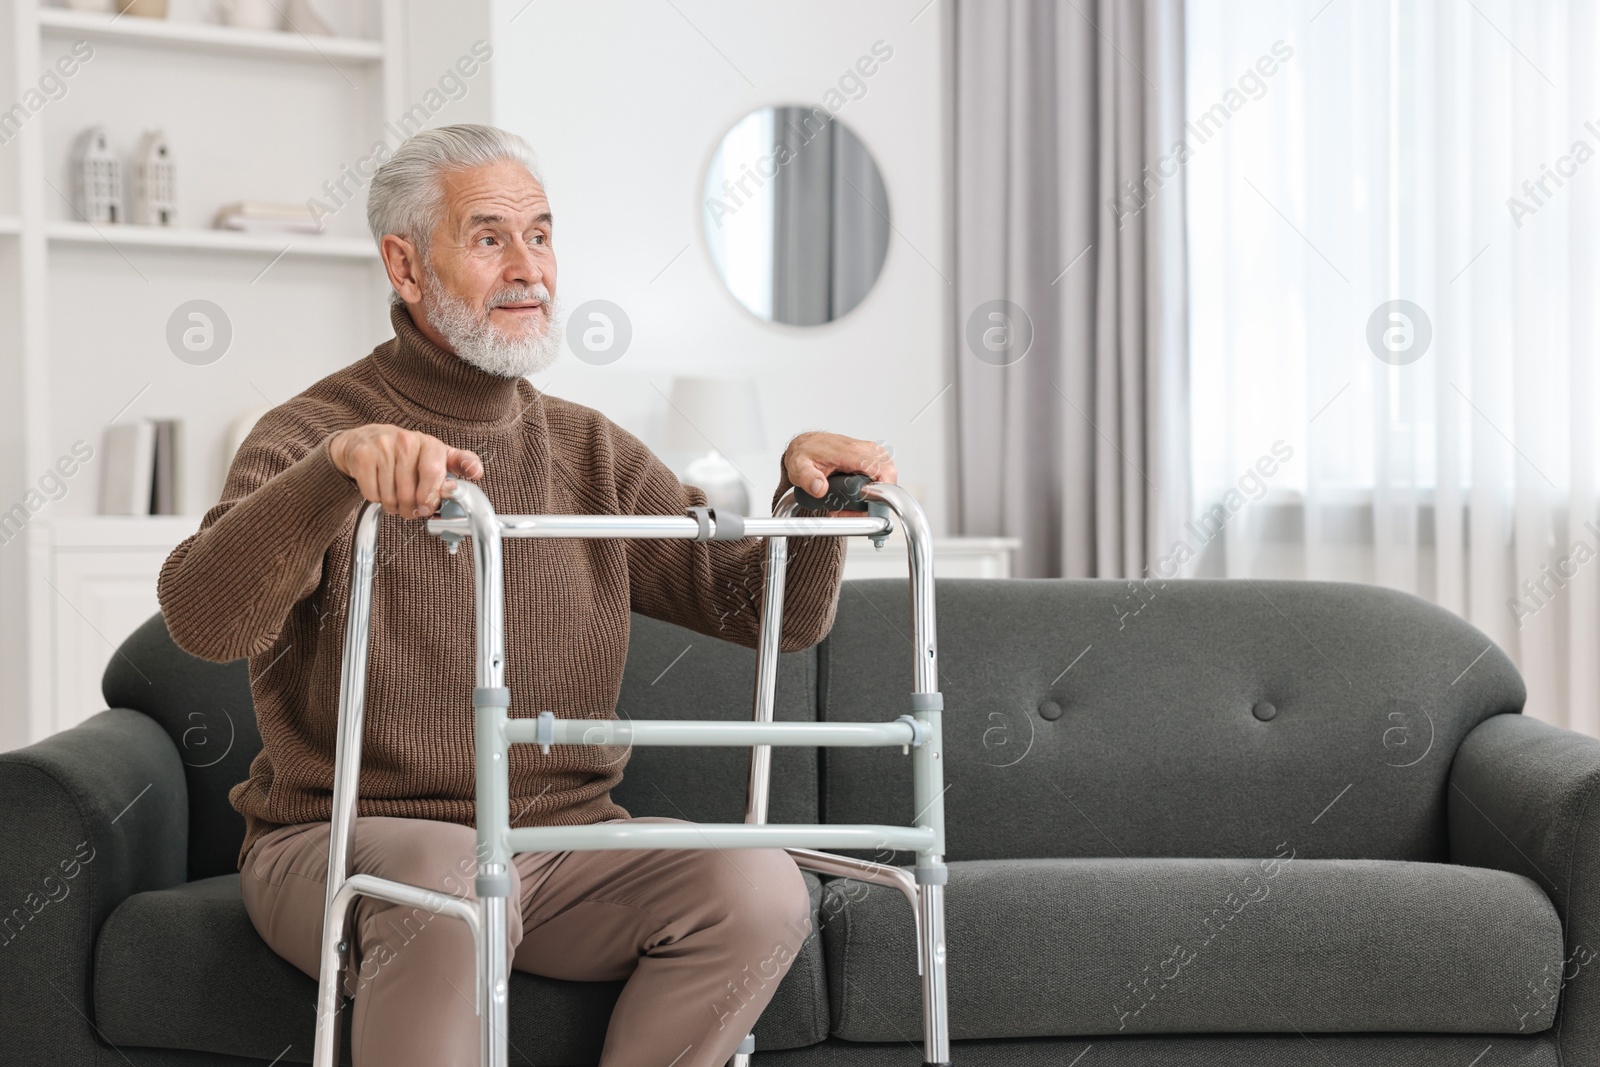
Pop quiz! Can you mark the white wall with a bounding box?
[488,0,951,530]
[402,0,493,125]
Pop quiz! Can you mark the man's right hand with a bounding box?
[328,424,484,518]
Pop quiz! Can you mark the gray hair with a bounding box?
[367,124,544,275]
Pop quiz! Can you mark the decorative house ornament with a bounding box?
[71,125,122,225]
[286,0,335,35]
[117,0,170,16]
[130,129,176,226]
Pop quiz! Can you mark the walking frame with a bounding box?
[310,475,951,1066]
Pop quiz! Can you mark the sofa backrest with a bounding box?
[101,610,822,879]
[820,578,1526,863]
[610,613,821,823]
[106,576,1526,878]
[103,614,261,882]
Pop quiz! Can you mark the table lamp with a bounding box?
[662,376,764,515]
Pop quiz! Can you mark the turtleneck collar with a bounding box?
[372,302,529,426]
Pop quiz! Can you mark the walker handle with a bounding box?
[794,472,871,512]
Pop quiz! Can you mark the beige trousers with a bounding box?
[240,815,814,1067]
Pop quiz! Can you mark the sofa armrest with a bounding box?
[1450,712,1600,1054]
[0,709,188,1064]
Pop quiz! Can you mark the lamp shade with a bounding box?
[661,376,765,455]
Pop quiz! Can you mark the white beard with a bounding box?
[420,266,565,379]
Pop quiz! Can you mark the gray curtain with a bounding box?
[950,0,1189,580]
[772,108,890,325]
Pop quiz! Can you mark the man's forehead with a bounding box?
[442,166,549,225]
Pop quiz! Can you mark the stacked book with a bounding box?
[213,201,323,235]
[101,419,181,516]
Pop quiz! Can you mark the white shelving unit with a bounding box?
[37,7,385,61]
[47,218,378,258]
[1,0,408,747]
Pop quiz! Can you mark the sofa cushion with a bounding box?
[755,1033,1560,1067]
[820,579,1526,863]
[612,612,821,824]
[94,871,830,1064]
[821,858,1562,1041]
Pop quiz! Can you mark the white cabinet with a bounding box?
[844,534,1020,581]
[27,517,194,742]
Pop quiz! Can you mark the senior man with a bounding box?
[158,123,894,1067]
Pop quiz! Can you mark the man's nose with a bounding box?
[503,237,544,287]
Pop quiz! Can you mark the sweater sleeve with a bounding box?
[615,428,846,653]
[158,420,365,663]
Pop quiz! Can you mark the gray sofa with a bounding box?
[2,577,1595,1065]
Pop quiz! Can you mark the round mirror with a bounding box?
[702,106,890,326]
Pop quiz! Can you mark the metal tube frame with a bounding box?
[312,481,950,1067]
[752,487,950,1063]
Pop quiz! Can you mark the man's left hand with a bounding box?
[783,432,898,517]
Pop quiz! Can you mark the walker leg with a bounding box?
[459,481,513,1067]
[314,502,381,1067]
[918,878,950,1064]
[480,884,509,1067]
[311,895,351,1067]
[728,1031,756,1065]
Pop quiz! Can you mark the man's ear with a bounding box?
[380,233,425,304]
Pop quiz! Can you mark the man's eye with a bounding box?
[478,235,497,246]
[532,233,546,246]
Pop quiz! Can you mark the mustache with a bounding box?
[488,284,552,310]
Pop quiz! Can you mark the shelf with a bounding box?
[47,220,378,259]
[38,8,384,64]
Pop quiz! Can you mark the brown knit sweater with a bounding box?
[159,304,846,870]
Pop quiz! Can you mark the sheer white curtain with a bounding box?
[1186,0,1600,734]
